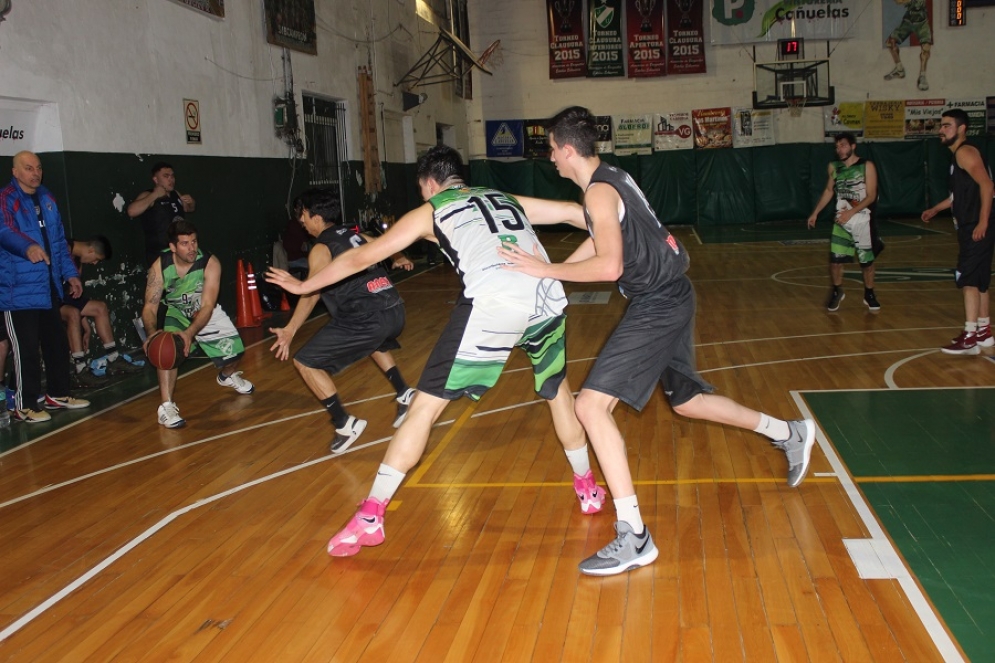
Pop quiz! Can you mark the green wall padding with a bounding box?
[753,144,813,222]
[696,149,755,226]
[863,141,927,216]
[639,150,696,225]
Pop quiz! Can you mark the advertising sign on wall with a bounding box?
[485,120,525,158]
[824,102,866,138]
[732,108,774,148]
[864,100,906,139]
[653,112,694,150]
[711,0,858,44]
[692,107,732,149]
[613,115,654,155]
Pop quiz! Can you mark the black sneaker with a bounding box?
[826,288,845,312]
[863,290,881,311]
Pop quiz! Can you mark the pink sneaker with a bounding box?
[327,497,388,557]
[573,470,605,515]
[976,325,994,348]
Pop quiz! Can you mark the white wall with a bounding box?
[467,0,995,158]
[0,0,471,162]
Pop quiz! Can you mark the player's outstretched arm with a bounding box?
[517,196,586,228]
[267,204,434,294]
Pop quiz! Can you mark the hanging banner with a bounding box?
[823,102,866,139]
[264,0,316,55]
[988,96,995,135]
[732,108,774,148]
[588,0,626,77]
[485,120,524,158]
[613,115,654,155]
[904,99,945,139]
[170,0,224,18]
[626,0,667,78]
[711,0,858,44]
[595,115,615,153]
[864,100,906,139]
[692,107,732,149]
[0,107,34,157]
[547,0,588,79]
[654,112,695,150]
[668,0,706,74]
[523,119,551,159]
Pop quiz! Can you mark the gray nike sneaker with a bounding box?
[777,419,816,487]
[579,521,658,576]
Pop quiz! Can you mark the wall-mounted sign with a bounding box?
[184,98,201,144]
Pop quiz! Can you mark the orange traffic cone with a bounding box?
[247,262,265,321]
[279,292,291,311]
[235,259,259,328]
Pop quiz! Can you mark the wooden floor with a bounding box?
[0,222,989,662]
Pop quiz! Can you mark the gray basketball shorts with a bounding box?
[583,275,714,411]
[294,303,404,374]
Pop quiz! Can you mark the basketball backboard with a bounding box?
[753,59,834,109]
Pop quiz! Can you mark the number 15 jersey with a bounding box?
[428,186,566,317]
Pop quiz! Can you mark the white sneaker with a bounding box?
[884,65,905,81]
[331,415,367,454]
[217,370,255,394]
[393,388,416,428]
[157,401,186,428]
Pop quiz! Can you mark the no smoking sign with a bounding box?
[183,98,201,144]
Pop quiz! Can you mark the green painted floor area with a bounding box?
[806,388,995,662]
[696,218,945,244]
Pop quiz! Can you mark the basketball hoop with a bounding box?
[478,39,503,68]
[786,96,806,118]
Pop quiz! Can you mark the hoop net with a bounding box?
[479,40,503,68]
[786,97,806,118]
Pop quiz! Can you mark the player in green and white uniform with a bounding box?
[807,133,881,312]
[267,146,606,558]
[142,219,254,428]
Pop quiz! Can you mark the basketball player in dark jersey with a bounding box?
[921,108,995,355]
[499,106,816,576]
[269,188,416,453]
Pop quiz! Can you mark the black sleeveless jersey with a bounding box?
[950,145,995,229]
[141,190,184,258]
[315,226,400,316]
[586,162,689,297]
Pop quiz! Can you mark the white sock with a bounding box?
[369,463,405,503]
[978,317,990,329]
[72,352,86,373]
[966,321,978,333]
[614,495,644,535]
[104,343,119,363]
[754,413,791,442]
[564,445,592,476]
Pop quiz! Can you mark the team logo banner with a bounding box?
[654,112,694,150]
[692,107,733,148]
[548,0,588,78]
[485,120,525,158]
[588,0,626,77]
[668,0,706,74]
[626,0,667,77]
[613,115,654,155]
[710,0,857,44]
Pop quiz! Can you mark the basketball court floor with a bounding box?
[0,219,991,662]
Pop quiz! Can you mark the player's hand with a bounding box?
[265,268,306,295]
[806,214,817,229]
[151,184,167,200]
[497,242,547,277]
[143,330,161,354]
[974,223,988,242]
[177,330,194,357]
[179,194,194,206]
[66,277,83,299]
[26,244,50,264]
[269,327,294,361]
[837,208,855,224]
[392,255,414,271]
[921,208,937,223]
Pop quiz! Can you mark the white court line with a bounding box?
[0,397,550,642]
[792,391,965,663]
[690,226,703,245]
[884,349,939,389]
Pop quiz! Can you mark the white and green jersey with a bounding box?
[428,186,566,317]
[161,249,209,320]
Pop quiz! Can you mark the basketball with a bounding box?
[145,331,185,370]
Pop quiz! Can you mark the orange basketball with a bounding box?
[145,331,185,370]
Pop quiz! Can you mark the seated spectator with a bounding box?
[61,236,144,384]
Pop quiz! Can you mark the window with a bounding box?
[303,95,346,196]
